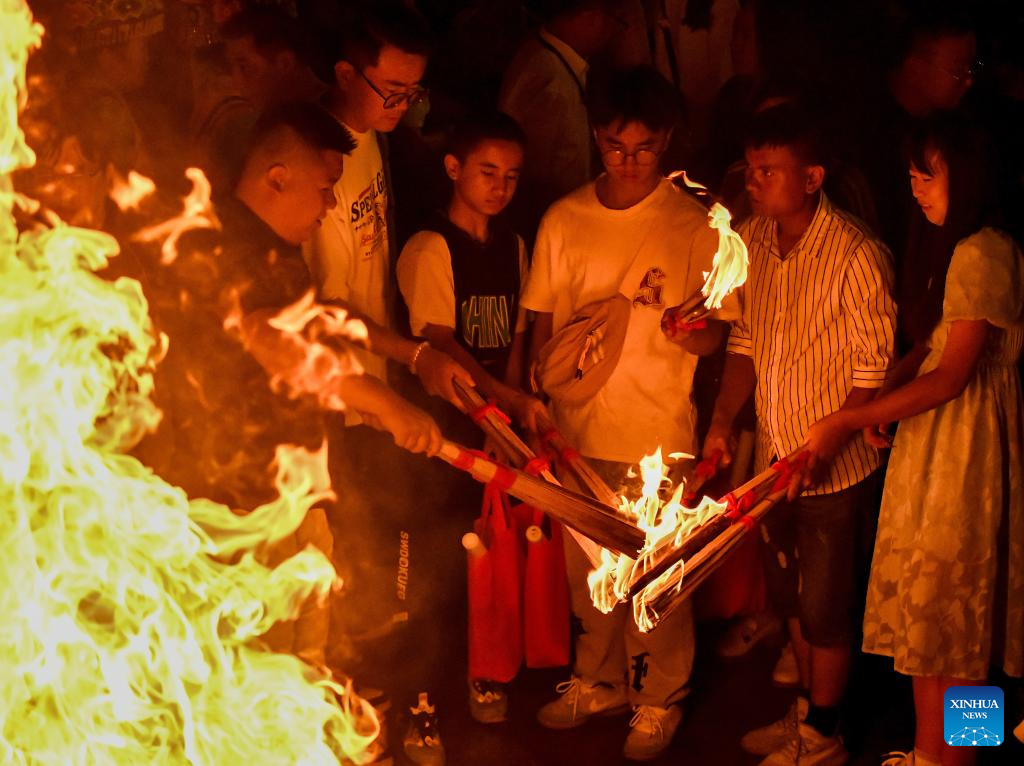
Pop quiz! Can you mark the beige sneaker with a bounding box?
[536,676,629,730]
[759,721,848,766]
[622,704,683,761]
[741,697,808,755]
[772,642,800,686]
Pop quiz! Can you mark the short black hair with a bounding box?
[220,7,311,65]
[742,103,828,167]
[334,1,433,69]
[586,66,683,132]
[247,102,356,159]
[446,111,526,162]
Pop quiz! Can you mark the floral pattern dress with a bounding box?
[862,228,1024,680]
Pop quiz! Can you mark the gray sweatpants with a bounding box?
[563,459,695,708]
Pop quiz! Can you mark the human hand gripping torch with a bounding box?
[626,450,810,632]
[661,172,749,333]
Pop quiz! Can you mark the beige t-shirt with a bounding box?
[304,125,389,382]
[521,177,740,463]
[396,229,530,337]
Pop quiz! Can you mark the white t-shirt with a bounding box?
[521,177,739,463]
[304,125,389,381]
[396,229,530,337]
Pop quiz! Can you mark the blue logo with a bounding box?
[944,686,1003,746]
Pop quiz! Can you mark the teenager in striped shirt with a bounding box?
[704,104,897,766]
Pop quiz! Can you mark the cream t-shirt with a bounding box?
[305,125,389,382]
[396,229,530,337]
[521,177,740,463]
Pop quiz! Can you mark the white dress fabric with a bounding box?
[862,228,1024,680]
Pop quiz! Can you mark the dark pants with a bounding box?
[760,470,882,648]
[325,398,482,705]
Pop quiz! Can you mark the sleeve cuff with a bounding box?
[851,369,888,387]
[726,335,753,356]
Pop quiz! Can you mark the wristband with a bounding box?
[409,341,430,375]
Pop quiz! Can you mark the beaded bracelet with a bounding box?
[409,341,430,375]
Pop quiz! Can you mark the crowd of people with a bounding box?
[14,0,1024,765]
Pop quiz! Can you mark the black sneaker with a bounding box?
[468,679,508,723]
[402,692,445,765]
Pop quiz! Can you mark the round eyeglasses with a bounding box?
[602,148,661,167]
[357,67,428,110]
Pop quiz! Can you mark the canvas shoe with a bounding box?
[468,679,508,724]
[536,676,629,730]
[741,696,808,755]
[759,721,849,766]
[772,642,800,686]
[402,693,444,766]
[717,612,782,658]
[622,704,683,761]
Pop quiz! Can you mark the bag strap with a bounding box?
[482,481,513,531]
[614,203,662,299]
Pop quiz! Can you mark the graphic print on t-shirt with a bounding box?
[632,266,666,307]
[460,295,513,350]
[350,170,388,261]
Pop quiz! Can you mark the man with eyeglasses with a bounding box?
[522,66,737,761]
[303,4,473,765]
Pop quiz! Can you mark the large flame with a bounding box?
[587,449,724,628]
[1,1,375,763]
[669,170,749,311]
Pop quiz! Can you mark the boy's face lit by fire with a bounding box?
[594,120,669,188]
[445,139,523,219]
[743,144,823,220]
[909,150,949,227]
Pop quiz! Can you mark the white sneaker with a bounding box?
[622,704,683,761]
[536,676,629,730]
[772,642,800,686]
[759,721,848,766]
[740,697,808,755]
[717,612,782,658]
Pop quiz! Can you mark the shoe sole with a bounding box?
[537,702,631,730]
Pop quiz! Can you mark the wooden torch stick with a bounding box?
[452,379,615,565]
[436,440,645,557]
[627,449,807,597]
[639,485,790,628]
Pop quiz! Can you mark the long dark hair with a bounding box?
[900,112,1000,345]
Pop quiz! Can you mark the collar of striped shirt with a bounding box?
[760,192,832,261]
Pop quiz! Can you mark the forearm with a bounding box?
[329,373,398,417]
[324,298,420,366]
[883,344,930,391]
[526,311,553,370]
[709,353,757,429]
[841,368,967,430]
[678,319,729,357]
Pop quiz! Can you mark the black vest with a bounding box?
[424,216,521,379]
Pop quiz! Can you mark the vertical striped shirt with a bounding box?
[726,194,897,495]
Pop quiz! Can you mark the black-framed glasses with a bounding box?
[356,67,428,109]
[602,147,661,167]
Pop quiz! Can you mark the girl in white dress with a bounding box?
[804,114,1023,766]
